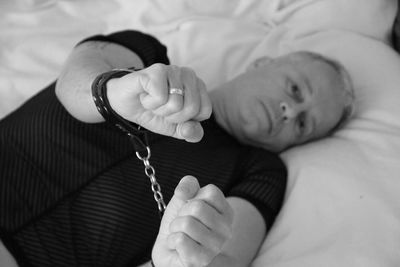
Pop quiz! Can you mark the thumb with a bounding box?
[173,175,200,201]
[158,176,200,234]
[152,176,201,266]
[176,121,204,143]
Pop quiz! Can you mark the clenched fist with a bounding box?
[152,176,234,267]
[106,64,212,142]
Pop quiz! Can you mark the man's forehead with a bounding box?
[272,53,317,71]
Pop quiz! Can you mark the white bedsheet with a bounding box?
[1,0,399,266]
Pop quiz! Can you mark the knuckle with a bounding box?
[148,64,168,80]
[183,103,200,117]
[198,77,207,89]
[169,64,180,70]
[151,63,166,72]
[168,65,182,76]
[180,217,194,232]
[189,200,206,217]
[166,99,182,113]
[203,184,223,199]
[174,232,188,247]
[182,67,196,79]
[181,66,195,73]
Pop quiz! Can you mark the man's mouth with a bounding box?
[259,100,284,137]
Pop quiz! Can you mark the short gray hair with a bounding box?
[296,51,355,134]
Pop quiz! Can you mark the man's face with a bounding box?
[211,52,350,152]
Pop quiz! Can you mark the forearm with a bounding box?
[55,41,144,123]
[207,197,266,267]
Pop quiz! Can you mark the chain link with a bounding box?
[136,146,166,213]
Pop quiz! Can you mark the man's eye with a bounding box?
[291,84,302,100]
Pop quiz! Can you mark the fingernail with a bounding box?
[177,178,190,193]
[184,125,194,137]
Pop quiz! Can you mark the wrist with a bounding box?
[91,68,134,123]
[105,77,123,118]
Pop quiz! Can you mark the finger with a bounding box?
[153,120,203,142]
[167,232,215,267]
[139,64,169,110]
[175,121,204,143]
[169,216,223,255]
[166,67,201,123]
[152,66,185,117]
[164,176,200,213]
[173,175,201,202]
[192,78,212,121]
[194,185,234,223]
[178,199,232,239]
[159,176,201,234]
[158,176,201,241]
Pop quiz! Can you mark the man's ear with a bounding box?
[246,56,273,71]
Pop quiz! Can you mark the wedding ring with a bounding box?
[169,88,184,96]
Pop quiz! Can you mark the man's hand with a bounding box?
[106,64,212,142]
[152,176,234,267]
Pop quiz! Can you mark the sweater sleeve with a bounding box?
[228,148,287,229]
[78,30,170,67]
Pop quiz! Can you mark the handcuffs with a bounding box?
[91,68,167,217]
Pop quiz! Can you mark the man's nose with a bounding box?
[280,101,301,123]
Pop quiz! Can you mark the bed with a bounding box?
[1,0,400,266]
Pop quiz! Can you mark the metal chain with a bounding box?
[135,146,167,214]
